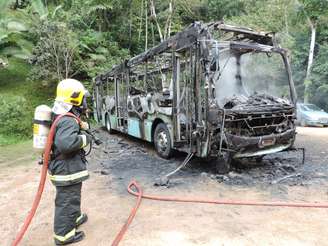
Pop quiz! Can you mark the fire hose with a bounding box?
[111,180,328,246]
[12,113,80,246]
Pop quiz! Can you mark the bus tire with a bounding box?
[105,114,113,134]
[216,153,231,174]
[154,123,173,159]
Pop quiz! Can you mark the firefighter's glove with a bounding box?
[80,133,92,148]
[80,121,90,130]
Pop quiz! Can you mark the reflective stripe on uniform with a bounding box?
[49,170,89,182]
[54,228,76,242]
[76,214,84,223]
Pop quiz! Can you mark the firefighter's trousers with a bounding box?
[54,183,82,241]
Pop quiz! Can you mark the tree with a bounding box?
[208,0,245,21]
[30,22,79,81]
[306,43,328,110]
[29,0,130,83]
[297,0,328,102]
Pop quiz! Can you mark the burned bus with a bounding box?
[93,21,297,173]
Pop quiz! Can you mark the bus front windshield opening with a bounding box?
[212,49,292,108]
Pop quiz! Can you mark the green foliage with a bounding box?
[76,28,129,79]
[0,95,32,138]
[29,21,81,82]
[0,58,51,143]
[208,0,245,20]
[308,43,328,109]
[29,15,129,84]
[312,84,328,111]
[174,0,208,23]
[0,0,47,63]
[297,0,328,22]
[85,0,113,15]
[228,0,297,33]
[31,0,48,19]
[0,57,29,90]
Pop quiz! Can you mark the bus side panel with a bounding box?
[128,118,141,138]
[144,120,152,142]
[110,115,118,130]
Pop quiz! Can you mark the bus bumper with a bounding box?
[225,129,296,158]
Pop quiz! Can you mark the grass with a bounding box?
[0,58,54,146]
[0,58,30,145]
[0,134,25,145]
[0,58,54,105]
[0,140,37,168]
[0,58,30,96]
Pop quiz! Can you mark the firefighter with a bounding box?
[49,79,91,245]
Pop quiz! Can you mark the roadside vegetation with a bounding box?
[0,0,327,145]
[0,58,51,145]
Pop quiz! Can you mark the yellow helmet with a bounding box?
[55,79,88,106]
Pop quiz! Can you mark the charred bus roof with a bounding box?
[95,21,281,85]
[208,22,275,45]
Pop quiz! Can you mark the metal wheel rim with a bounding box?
[157,130,168,153]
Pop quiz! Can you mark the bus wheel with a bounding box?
[154,123,173,159]
[216,152,231,174]
[105,114,113,134]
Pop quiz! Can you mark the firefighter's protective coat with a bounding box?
[48,115,90,186]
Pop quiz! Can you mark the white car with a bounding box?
[297,103,328,126]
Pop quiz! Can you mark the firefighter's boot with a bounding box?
[76,213,88,228]
[54,231,85,245]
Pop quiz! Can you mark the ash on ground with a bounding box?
[89,128,328,191]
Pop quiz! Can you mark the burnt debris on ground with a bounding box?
[89,129,327,191]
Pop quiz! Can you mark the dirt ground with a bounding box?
[1,127,328,246]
